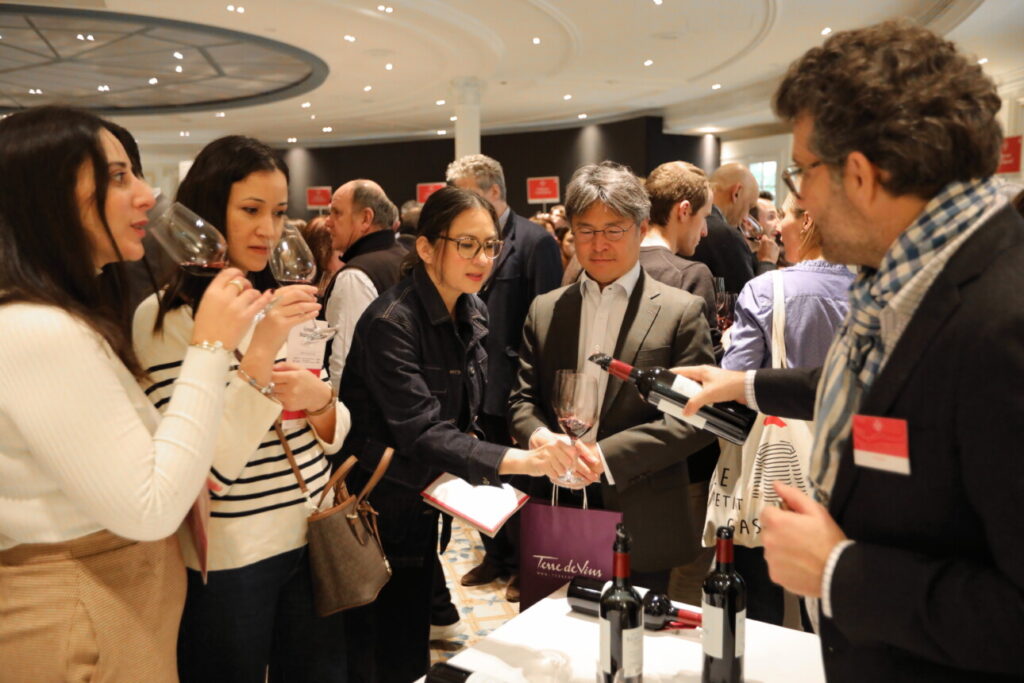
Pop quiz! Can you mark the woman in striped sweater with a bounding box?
[133,136,351,682]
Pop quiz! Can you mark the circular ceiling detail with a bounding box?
[0,4,327,115]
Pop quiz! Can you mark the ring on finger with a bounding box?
[228,278,247,294]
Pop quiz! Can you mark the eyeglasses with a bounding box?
[781,160,824,199]
[572,224,634,243]
[440,235,504,260]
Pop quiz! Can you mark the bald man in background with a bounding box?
[691,163,779,293]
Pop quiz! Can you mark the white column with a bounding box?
[452,77,482,160]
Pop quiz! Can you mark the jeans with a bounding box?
[177,546,346,683]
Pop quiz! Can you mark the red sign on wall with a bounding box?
[997,135,1022,175]
[417,182,447,204]
[526,176,560,204]
[306,186,332,211]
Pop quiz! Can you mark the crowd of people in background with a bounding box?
[1,18,1023,683]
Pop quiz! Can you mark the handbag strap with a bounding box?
[770,270,788,370]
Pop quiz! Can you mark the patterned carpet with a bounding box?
[429,518,520,664]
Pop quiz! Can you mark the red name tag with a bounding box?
[852,414,910,475]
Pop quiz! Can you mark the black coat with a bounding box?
[756,203,1024,682]
[691,205,774,294]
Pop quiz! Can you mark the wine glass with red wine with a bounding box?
[266,228,337,340]
[147,194,228,276]
[552,370,598,486]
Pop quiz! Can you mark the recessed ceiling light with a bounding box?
[450,115,458,121]
[179,131,190,137]
[87,34,94,41]
[385,63,394,71]
[301,101,311,108]
[363,85,373,92]
[578,113,588,119]
[435,99,446,106]
[385,6,393,13]
[652,0,663,5]
[287,137,298,143]
[344,35,356,42]
[322,126,333,133]
[173,51,184,59]
[711,83,722,90]
[28,88,43,95]
[643,59,654,67]
[532,37,541,45]
[215,111,226,118]
[226,4,234,10]
[377,4,385,9]
[97,84,110,92]
[437,130,447,135]
[76,34,84,40]
[236,6,245,13]
[821,27,832,36]
[175,65,183,73]
[978,57,989,64]
[563,94,572,101]
[310,114,316,120]
[148,77,159,85]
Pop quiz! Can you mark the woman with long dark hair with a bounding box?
[0,108,267,680]
[339,186,599,681]
[133,135,350,682]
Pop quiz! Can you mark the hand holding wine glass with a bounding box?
[261,228,337,341]
[191,268,273,351]
[552,370,599,487]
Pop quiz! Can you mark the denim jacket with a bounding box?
[338,264,507,490]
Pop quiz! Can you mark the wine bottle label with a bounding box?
[655,376,707,429]
[600,620,643,677]
[701,603,746,659]
[736,607,745,656]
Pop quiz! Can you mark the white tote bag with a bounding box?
[703,271,814,548]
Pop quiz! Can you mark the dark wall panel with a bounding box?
[281,116,719,220]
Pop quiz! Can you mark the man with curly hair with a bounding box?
[673,20,1024,682]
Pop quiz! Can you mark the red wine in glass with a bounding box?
[552,370,599,486]
[180,261,229,277]
[558,416,593,441]
[148,195,229,274]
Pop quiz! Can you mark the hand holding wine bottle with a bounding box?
[666,365,749,419]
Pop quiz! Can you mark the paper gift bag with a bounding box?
[518,500,622,610]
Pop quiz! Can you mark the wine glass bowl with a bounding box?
[552,370,598,487]
[270,229,318,286]
[147,194,228,276]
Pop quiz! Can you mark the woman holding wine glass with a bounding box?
[0,107,269,680]
[338,186,600,682]
[133,135,351,682]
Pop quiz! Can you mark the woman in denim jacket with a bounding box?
[339,187,600,682]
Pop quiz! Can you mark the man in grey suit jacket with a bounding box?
[509,162,716,590]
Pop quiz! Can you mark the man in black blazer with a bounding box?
[510,162,716,591]
[675,21,1023,682]
[446,154,563,600]
[691,162,778,293]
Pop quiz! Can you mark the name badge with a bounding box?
[852,414,910,476]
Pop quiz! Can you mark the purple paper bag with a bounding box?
[518,500,623,610]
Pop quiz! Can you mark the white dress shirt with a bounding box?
[326,268,378,393]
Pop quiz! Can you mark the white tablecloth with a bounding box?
[433,585,826,682]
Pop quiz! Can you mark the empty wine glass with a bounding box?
[552,370,599,487]
[263,229,336,340]
[147,193,227,276]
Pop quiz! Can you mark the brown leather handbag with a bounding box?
[275,422,394,617]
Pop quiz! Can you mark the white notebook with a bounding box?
[420,473,529,537]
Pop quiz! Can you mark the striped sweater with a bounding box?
[133,294,350,571]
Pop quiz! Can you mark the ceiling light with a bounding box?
[173,51,184,59]
[215,112,226,118]
[287,137,298,143]
[322,126,333,133]
[179,131,190,137]
[28,88,42,95]
[377,4,385,9]
[578,113,588,119]
[97,84,110,92]
[563,94,572,101]
[435,99,446,106]
[821,27,832,36]
[711,83,722,90]
[77,34,84,40]
[696,126,721,134]
[175,65,183,73]
[310,114,316,120]
[653,0,663,5]
[363,85,373,92]
[385,63,394,71]
[148,77,159,85]
[643,59,654,67]
[236,6,245,13]
[532,37,541,45]
[450,115,458,121]
[226,4,234,10]
[87,34,94,41]
[437,130,446,135]
[978,57,989,64]
[344,35,356,42]
[301,101,311,108]
[385,6,393,13]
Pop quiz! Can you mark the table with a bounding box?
[434,585,826,682]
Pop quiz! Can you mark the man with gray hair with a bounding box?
[446,153,562,601]
[324,179,405,392]
[509,161,716,592]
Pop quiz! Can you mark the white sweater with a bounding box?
[133,295,350,571]
[0,303,229,550]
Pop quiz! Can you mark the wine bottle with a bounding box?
[425,662,503,682]
[701,526,746,683]
[568,576,701,630]
[588,353,756,445]
[600,523,644,682]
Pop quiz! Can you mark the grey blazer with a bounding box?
[509,268,716,571]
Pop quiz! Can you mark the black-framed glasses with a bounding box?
[781,160,824,199]
[572,224,634,243]
[440,235,504,260]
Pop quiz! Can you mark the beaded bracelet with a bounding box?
[304,392,336,417]
[237,367,275,397]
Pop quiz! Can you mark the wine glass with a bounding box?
[147,193,228,276]
[265,229,336,340]
[552,370,598,486]
[713,277,736,332]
